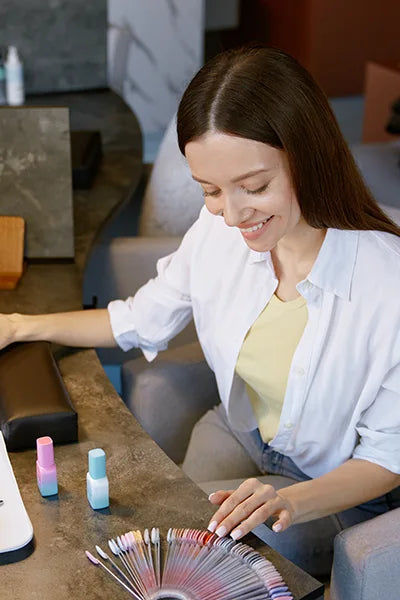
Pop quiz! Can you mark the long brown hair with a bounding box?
[177,44,400,237]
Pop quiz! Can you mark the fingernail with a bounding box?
[208,520,217,533]
[230,529,242,541]
[208,493,216,501]
[216,526,227,537]
[272,523,282,532]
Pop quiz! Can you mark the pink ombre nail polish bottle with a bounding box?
[36,436,58,496]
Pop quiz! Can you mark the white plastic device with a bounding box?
[0,432,33,552]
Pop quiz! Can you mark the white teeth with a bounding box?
[240,217,271,233]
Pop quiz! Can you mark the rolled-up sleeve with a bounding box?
[107,212,204,360]
[353,360,400,474]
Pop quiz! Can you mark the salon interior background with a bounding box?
[1,0,399,160]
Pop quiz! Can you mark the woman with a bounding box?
[2,44,400,574]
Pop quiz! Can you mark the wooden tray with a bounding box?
[0,217,25,290]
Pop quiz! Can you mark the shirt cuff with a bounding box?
[107,299,161,362]
[108,299,139,351]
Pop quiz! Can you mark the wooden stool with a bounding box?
[0,216,25,289]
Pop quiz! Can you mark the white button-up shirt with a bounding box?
[108,206,400,478]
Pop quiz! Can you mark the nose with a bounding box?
[205,191,254,226]
[220,193,253,227]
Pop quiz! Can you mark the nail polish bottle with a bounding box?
[36,436,58,496]
[87,448,109,510]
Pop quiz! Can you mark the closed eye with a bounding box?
[243,184,269,195]
[203,184,269,197]
[202,189,221,197]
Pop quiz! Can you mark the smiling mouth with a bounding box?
[239,216,273,233]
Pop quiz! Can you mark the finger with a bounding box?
[270,508,292,533]
[223,494,279,539]
[207,478,262,532]
[208,479,275,535]
[230,501,292,540]
[208,490,234,505]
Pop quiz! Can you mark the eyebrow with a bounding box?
[192,168,271,185]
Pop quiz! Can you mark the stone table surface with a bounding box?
[1,348,324,600]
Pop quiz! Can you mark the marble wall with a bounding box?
[0,107,74,258]
[0,0,107,93]
[107,0,204,135]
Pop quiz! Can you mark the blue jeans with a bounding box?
[236,422,400,519]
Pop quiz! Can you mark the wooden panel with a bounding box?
[308,0,400,96]
[362,61,400,142]
[251,0,400,96]
[0,216,25,289]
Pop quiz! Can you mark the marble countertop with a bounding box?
[27,89,143,273]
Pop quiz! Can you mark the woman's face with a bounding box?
[185,131,307,253]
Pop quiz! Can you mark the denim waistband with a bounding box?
[243,425,400,513]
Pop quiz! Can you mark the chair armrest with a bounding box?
[331,507,400,600]
[121,342,219,464]
[83,235,182,308]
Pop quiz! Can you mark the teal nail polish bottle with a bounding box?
[87,448,109,510]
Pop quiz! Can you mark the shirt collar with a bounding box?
[248,228,359,300]
[307,228,359,300]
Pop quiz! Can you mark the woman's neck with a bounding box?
[272,222,326,271]
[271,224,327,299]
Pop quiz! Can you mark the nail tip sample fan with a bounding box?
[87,527,293,600]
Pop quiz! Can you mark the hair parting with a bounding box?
[177,43,400,237]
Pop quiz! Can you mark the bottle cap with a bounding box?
[36,436,55,468]
[88,448,106,480]
[7,46,18,61]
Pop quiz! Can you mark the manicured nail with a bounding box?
[208,520,217,533]
[208,493,216,501]
[230,529,242,541]
[216,526,227,537]
[272,522,282,532]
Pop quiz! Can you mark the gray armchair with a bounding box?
[83,115,400,597]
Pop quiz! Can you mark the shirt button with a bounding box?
[294,366,305,376]
[284,422,294,429]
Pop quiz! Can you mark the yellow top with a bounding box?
[236,293,308,442]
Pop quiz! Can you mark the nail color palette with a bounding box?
[86,527,293,599]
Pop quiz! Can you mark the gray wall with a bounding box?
[0,0,107,94]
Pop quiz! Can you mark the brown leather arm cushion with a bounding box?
[0,342,78,451]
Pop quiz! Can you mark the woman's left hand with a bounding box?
[207,477,295,540]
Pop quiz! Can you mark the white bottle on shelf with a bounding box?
[5,45,24,106]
